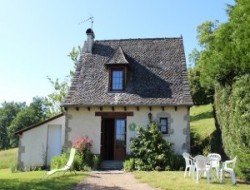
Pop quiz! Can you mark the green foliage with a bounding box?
[169,154,185,171]
[73,136,93,170]
[0,148,18,169]
[215,75,250,180]
[129,123,175,171]
[0,102,25,149]
[45,77,70,116]
[68,46,82,77]
[51,153,68,169]
[191,0,250,179]
[8,97,49,148]
[123,158,135,172]
[92,154,101,170]
[188,67,213,105]
[46,46,82,116]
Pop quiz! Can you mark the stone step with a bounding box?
[100,160,123,170]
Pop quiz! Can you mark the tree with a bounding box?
[8,97,49,147]
[192,0,250,179]
[0,102,26,149]
[45,46,82,116]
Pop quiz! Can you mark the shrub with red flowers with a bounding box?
[73,136,93,170]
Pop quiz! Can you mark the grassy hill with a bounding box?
[190,104,216,154]
[0,148,18,169]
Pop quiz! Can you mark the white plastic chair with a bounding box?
[207,153,221,178]
[193,155,213,183]
[182,152,194,177]
[45,148,76,177]
[220,156,237,185]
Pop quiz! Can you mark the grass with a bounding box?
[190,104,216,141]
[134,171,249,190]
[0,168,89,190]
[0,148,18,169]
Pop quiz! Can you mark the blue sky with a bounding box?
[0,0,234,104]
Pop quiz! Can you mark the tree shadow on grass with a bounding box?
[190,111,213,122]
[0,173,87,190]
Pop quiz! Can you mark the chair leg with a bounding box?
[184,167,187,177]
[196,171,200,183]
[230,171,236,185]
[219,170,223,183]
[207,171,210,184]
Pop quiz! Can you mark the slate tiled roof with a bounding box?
[62,37,193,107]
[105,46,129,65]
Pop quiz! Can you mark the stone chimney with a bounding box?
[84,28,95,53]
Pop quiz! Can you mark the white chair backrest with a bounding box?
[225,156,237,169]
[208,153,221,161]
[66,148,76,167]
[194,155,208,170]
[208,153,221,167]
[183,152,192,166]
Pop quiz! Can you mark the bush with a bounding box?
[51,153,68,169]
[129,123,175,171]
[92,154,101,170]
[169,154,185,171]
[73,135,93,170]
[215,75,250,180]
[123,158,135,172]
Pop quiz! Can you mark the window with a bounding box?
[160,118,168,134]
[111,68,124,91]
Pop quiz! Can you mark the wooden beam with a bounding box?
[149,106,152,111]
[136,106,139,111]
[99,107,103,111]
[64,107,68,111]
[124,106,127,111]
[112,106,115,111]
[161,106,165,111]
[175,106,178,111]
[75,107,79,111]
[87,107,91,111]
[95,112,134,117]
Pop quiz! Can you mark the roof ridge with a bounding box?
[95,37,182,42]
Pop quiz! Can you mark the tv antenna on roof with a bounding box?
[78,16,94,29]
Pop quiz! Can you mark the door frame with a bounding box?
[101,117,127,161]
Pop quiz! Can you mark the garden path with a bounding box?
[73,170,158,190]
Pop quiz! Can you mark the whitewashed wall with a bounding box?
[65,106,189,155]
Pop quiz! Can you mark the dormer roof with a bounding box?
[105,46,129,65]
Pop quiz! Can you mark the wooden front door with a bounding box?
[101,118,126,161]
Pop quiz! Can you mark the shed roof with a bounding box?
[15,113,64,135]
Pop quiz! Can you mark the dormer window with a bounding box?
[111,68,124,91]
[105,46,130,92]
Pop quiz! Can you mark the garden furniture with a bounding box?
[207,153,221,178]
[182,152,194,177]
[44,148,76,178]
[220,156,237,185]
[193,155,213,183]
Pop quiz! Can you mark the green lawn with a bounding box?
[0,148,18,169]
[190,104,216,140]
[0,168,89,190]
[134,171,249,190]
